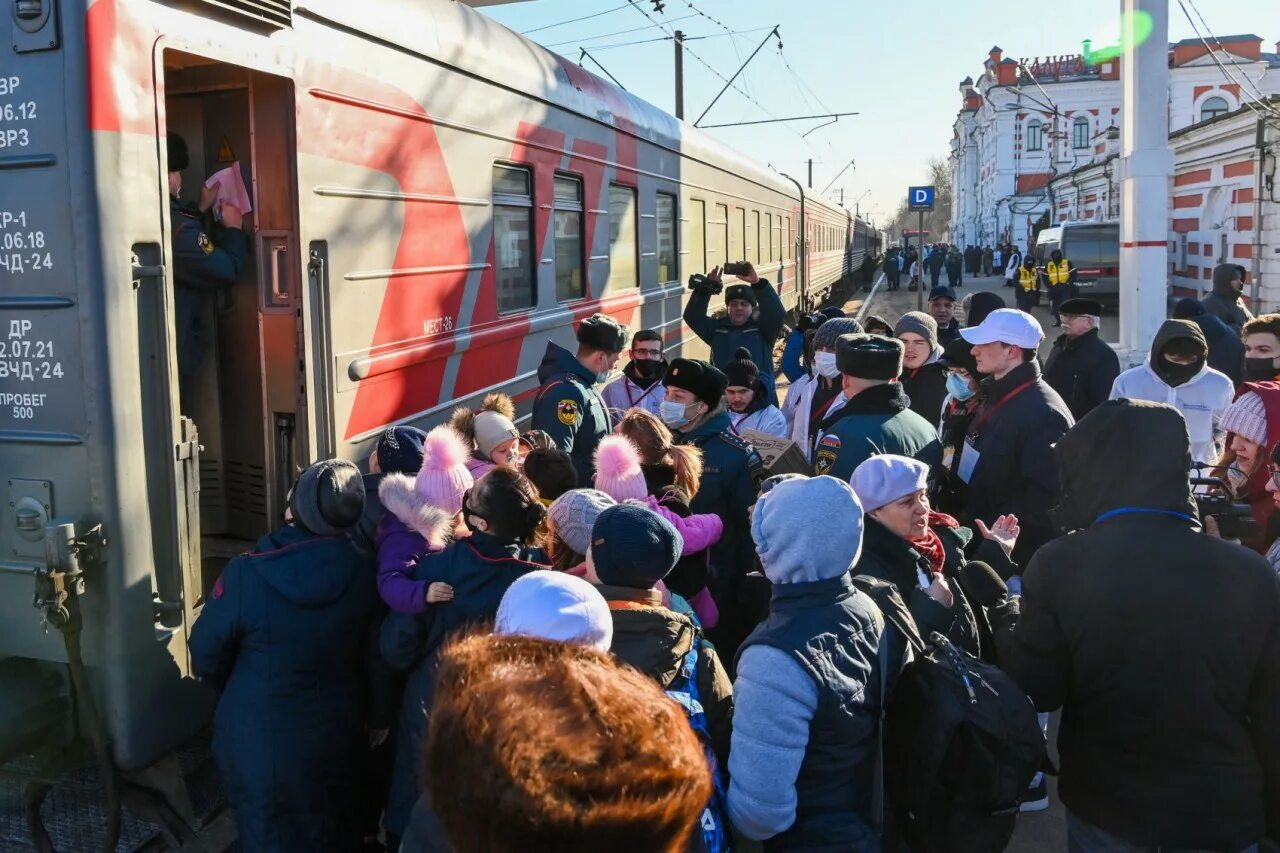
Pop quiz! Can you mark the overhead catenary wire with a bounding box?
[1173,0,1280,127]
[1180,0,1278,110]
[521,3,631,36]
[542,13,700,49]
[553,26,776,53]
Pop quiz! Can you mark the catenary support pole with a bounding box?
[1117,0,1172,357]
[917,209,925,311]
[674,30,685,120]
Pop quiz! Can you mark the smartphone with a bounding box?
[723,261,752,276]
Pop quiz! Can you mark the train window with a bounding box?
[783,216,790,260]
[752,211,762,265]
[730,207,744,264]
[772,215,781,262]
[656,192,678,284]
[688,198,706,274]
[607,184,638,290]
[493,164,535,313]
[553,174,584,302]
[764,213,773,263]
[712,204,728,266]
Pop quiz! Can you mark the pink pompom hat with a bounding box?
[593,435,649,502]
[415,425,474,515]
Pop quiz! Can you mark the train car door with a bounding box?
[150,52,305,619]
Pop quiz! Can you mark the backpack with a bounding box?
[852,577,1045,853]
[665,639,732,853]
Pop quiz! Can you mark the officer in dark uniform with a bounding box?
[683,262,785,404]
[662,358,763,658]
[531,313,627,484]
[167,132,248,407]
[1042,297,1120,421]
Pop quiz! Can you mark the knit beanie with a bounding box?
[724,283,758,307]
[374,425,427,475]
[850,454,930,512]
[813,317,864,351]
[722,347,760,390]
[895,311,939,351]
[1221,391,1269,447]
[836,334,904,380]
[473,410,519,458]
[495,570,613,651]
[414,426,474,515]
[664,358,729,409]
[752,476,863,584]
[590,504,683,590]
[547,489,616,556]
[593,435,649,502]
[290,459,365,536]
[966,291,1007,328]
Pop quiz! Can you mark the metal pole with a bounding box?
[807,159,813,190]
[917,209,925,311]
[674,30,685,120]
[1117,0,1171,357]
[1251,116,1266,309]
[694,25,779,127]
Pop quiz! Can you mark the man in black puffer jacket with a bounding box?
[1005,399,1280,851]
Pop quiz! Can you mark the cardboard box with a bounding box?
[740,429,811,477]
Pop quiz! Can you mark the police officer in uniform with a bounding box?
[683,262,785,404]
[1043,248,1078,327]
[661,358,763,657]
[1015,255,1041,314]
[532,314,627,484]
[168,132,248,408]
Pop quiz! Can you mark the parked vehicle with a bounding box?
[1034,222,1121,301]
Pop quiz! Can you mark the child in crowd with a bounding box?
[449,392,523,478]
[545,488,616,575]
[522,445,578,505]
[354,425,426,557]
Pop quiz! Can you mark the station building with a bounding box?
[950,36,1279,307]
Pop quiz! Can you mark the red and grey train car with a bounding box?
[0,0,869,839]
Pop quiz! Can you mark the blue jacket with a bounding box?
[380,533,549,836]
[170,195,247,384]
[680,412,763,602]
[189,524,378,853]
[780,329,807,384]
[813,383,942,482]
[684,278,786,397]
[531,341,612,484]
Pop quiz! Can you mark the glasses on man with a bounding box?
[633,347,663,360]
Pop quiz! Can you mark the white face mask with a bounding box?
[814,351,840,379]
[660,400,695,428]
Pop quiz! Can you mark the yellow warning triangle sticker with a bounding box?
[216,137,235,163]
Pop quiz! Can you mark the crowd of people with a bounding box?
[188,259,1279,853]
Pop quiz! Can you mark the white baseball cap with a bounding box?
[959,308,1044,350]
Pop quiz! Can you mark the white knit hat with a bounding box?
[850,454,930,512]
[473,410,519,458]
[546,489,616,556]
[495,570,613,650]
[1221,391,1269,447]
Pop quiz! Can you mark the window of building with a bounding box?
[1026,119,1043,151]
[1072,116,1090,149]
[1200,96,1229,122]
[1179,233,1188,271]
[493,164,535,313]
[607,184,638,290]
[553,174,584,302]
[712,203,728,266]
[656,192,677,284]
[688,198,706,274]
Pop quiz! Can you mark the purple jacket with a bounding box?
[466,455,495,480]
[644,496,723,556]
[376,474,456,614]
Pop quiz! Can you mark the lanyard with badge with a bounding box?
[956,380,1036,484]
[626,378,661,408]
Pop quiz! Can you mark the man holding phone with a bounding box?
[683,261,785,404]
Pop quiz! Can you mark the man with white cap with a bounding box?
[959,309,1074,570]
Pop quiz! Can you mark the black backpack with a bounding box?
[852,577,1045,853]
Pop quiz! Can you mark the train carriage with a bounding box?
[0,0,868,840]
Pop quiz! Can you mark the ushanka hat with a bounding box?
[664,358,728,408]
[835,334,904,380]
[290,459,365,535]
[724,283,758,307]
[722,347,760,390]
[577,313,629,353]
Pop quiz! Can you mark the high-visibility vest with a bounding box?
[1019,266,1038,292]
[1047,259,1072,285]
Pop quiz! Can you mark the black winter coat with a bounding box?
[900,361,949,425]
[1042,328,1121,421]
[1004,399,1280,849]
[965,361,1074,569]
[1190,312,1245,385]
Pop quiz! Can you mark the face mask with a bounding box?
[946,372,976,402]
[814,351,841,379]
[633,359,662,380]
[660,400,694,428]
[1244,357,1278,381]
[1154,357,1203,387]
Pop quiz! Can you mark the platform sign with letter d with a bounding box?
[908,186,935,210]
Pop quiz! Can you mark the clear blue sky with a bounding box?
[481,0,1274,228]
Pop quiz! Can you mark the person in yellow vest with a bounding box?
[1015,255,1040,314]
[1043,249,1079,328]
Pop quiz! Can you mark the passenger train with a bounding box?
[0,0,874,843]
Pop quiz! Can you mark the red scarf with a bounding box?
[910,511,960,575]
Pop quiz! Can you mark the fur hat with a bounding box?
[547,489,617,556]
[590,504,683,590]
[664,358,728,408]
[814,317,863,351]
[721,347,760,391]
[835,334,904,380]
[495,570,613,651]
[724,283,758,308]
[593,436,649,502]
[577,313,629,353]
[290,459,364,536]
[415,426,474,515]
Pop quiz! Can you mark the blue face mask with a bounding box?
[946,372,976,402]
[660,400,693,428]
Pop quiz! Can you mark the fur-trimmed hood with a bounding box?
[377,473,456,549]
